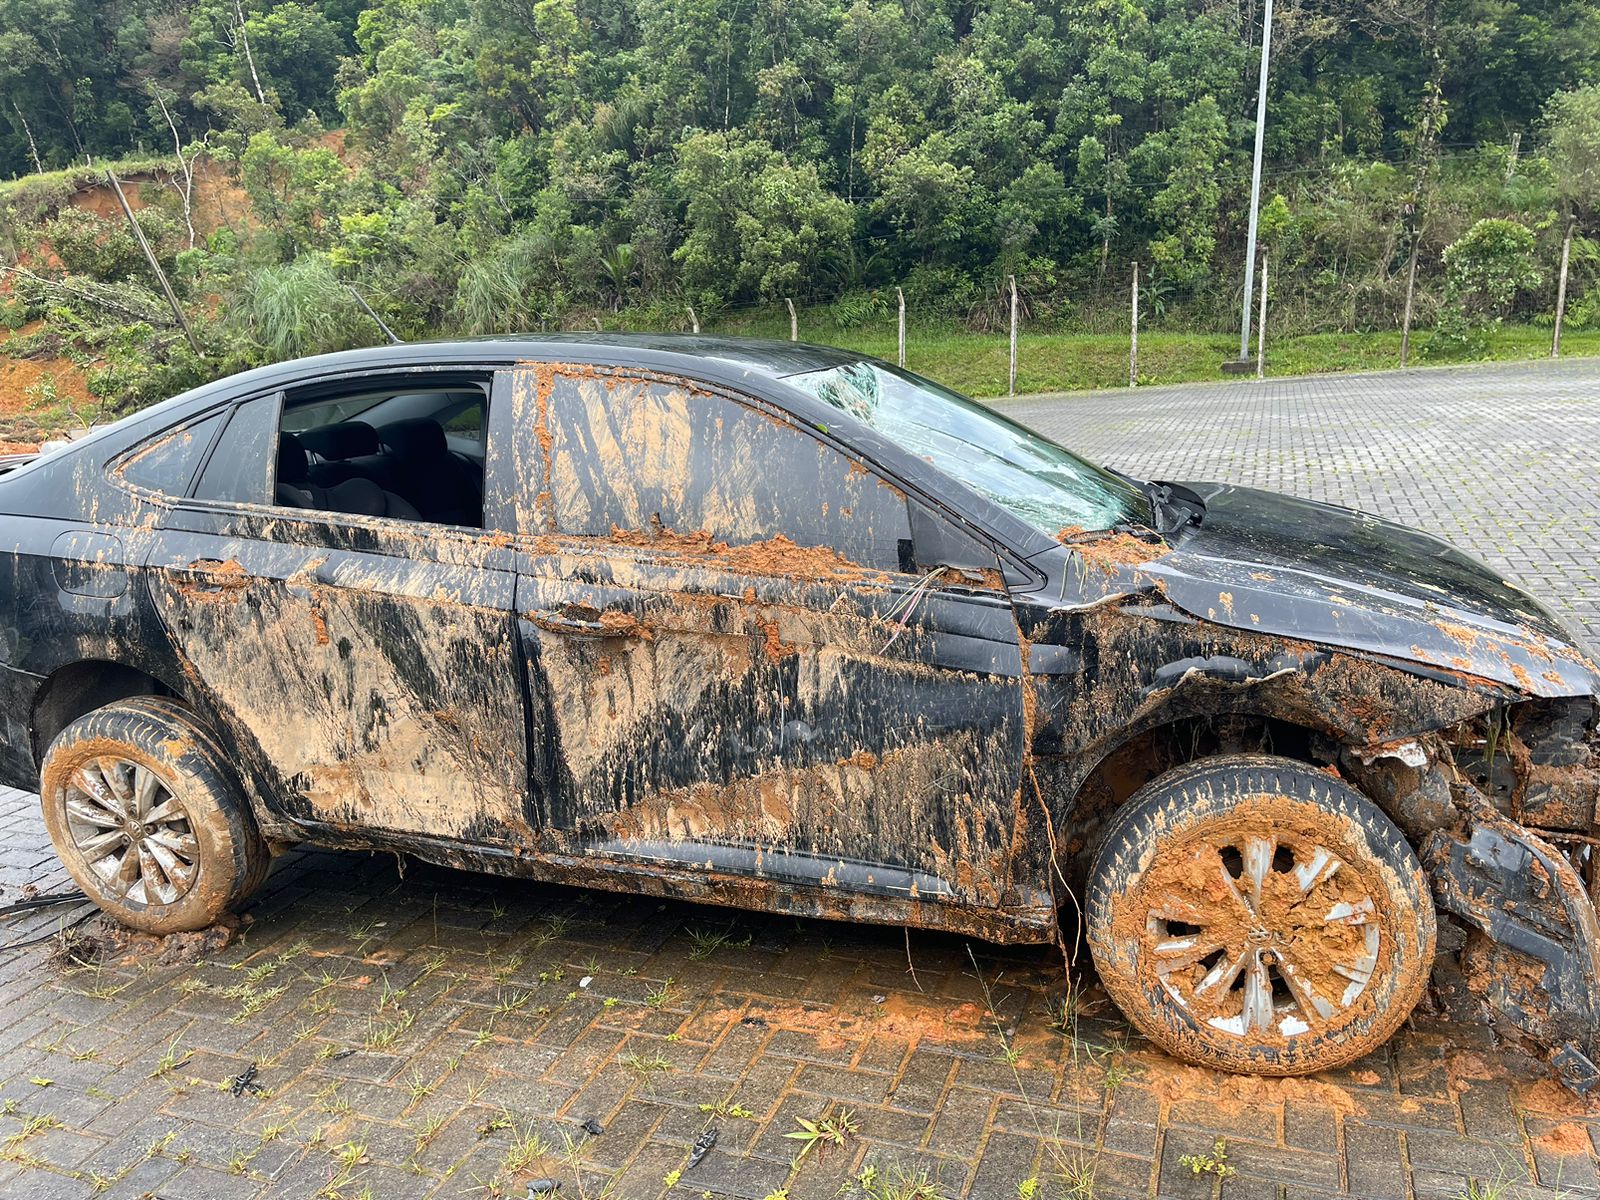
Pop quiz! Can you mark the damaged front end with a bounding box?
[1347,700,1600,1094]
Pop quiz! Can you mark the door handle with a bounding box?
[175,558,249,592]
[525,606,650,639]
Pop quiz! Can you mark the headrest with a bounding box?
[276,432,309,485]
[378,418,447,461]
[299,420,379,461]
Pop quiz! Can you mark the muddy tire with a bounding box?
[40,697,269,934]
[1085,754,1434,1076]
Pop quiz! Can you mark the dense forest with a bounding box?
[0,0,1597,413]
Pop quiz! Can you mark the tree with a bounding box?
[673,132,855,302]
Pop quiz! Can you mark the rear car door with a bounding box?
[498,363,1029,911]
[139,372,536,850]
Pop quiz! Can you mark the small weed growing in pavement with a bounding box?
[500,1125,552,1173]
[1059,1156,1097,1199]
[490,988,531,1016]
[783,1108,859,1166]
[620,1051,674,1088]
[699,1100,757,1120]
[402,1069,435,1103]
[1179,1137,1236,1179]
[364,1009,414,1050]
[687,925,753,961]
[376,974,407,1010]
[850,1165,948,1199]
[415,1113,448,1149]
[645,978,674,1009]
[1101,1057,1131,1096]
[476,1109,513,1138]
[316,1084,352,1117]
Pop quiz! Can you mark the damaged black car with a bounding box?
[1,335,1596,1088]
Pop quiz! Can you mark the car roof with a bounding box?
[469,332,866,378]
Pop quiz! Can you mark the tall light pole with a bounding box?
[1236,0,1274,363]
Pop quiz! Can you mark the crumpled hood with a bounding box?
[1135,483,1600,699]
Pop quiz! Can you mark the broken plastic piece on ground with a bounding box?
[685,1126,718,1170]
[229,1063,262,1098]
[581,1117,603,1136]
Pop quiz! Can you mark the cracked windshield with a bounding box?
[789,360,1146,536]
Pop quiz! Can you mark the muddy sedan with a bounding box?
[1,335,1597,1085]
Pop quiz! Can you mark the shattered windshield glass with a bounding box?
[787,360,1146,536]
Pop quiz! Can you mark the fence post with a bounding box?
[785,297,798,342]
[1007,275,1018,397]
[1256,252,1269,379]
[1129,262,1139,388]
[1553,218,1574,359]
[896,286,906,368]
[687,305,699,334]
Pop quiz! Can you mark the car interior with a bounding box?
[273,384,488,528]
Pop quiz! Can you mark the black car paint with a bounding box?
[1,336,1597,1085]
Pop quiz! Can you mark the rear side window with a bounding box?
[119,412,225,496]
[536,371,913,572]
[193,396,280,504]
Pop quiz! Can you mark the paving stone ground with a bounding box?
[2,358,1599,1200]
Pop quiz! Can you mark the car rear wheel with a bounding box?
[40,697,270,934]
[1085,754,1435,1076]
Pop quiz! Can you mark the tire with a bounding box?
[1085,753,1435,1076]
[40,697,270,934]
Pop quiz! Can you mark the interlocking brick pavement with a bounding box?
[1,359,1598,1199]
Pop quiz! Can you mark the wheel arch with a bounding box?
[30,659,189,766]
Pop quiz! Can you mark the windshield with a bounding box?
[787,360,1146,536]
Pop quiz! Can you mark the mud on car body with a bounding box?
[1,335,1596,1087]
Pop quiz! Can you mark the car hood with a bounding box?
[1134,483,1600,699]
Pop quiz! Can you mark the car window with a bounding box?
[788,360,1146,535]
[119,411,225,496]
[193,396,279,504]
[274,380,490,529]
[541,371,914,573]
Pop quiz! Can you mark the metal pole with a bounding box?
[1256,253,1269,379]
[1237,0,1274,362]
[896,286,906,368]
[346,285,399,344]
[785,297,797,341]
[107,169,202,357]
[1129,262,1139,388]
[1007,275,1018,397]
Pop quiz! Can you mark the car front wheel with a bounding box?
[1085,753,1435,1076]
[40,697,270,934]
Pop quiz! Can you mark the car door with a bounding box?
[141,377,536,850]
[497,362,1029,910]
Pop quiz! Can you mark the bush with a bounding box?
[1443,218,1541,319]
[829,290,891,329]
